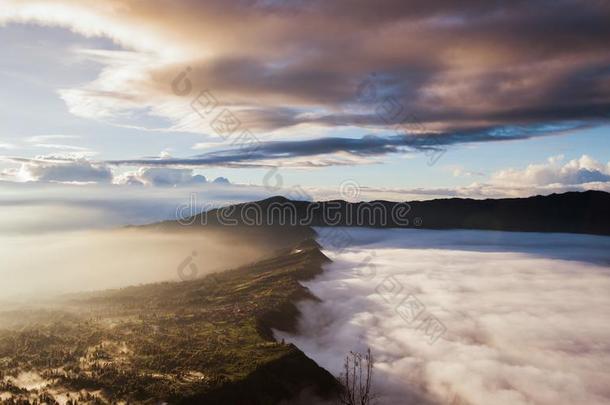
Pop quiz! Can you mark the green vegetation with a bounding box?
[0,240,337,404]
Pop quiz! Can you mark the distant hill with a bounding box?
[174,190,610,236]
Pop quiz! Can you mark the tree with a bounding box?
[337,348,375,405]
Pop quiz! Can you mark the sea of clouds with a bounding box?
[276,228,610,405]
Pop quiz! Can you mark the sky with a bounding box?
[1,0,610,227]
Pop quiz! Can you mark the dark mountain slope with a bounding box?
[180,191,610,236]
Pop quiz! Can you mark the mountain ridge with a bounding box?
[166,190,610,236]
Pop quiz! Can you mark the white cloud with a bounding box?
[192,142,226,150]
[449,165,485,178]
[277,228,610,405]
[159,149,173,159]
[57,49,169,124]
[492,155,610,187]
[114,167,209,186]
[31,143,91,152]
[26,134,80,143]
[1,155,233,188]
[7,156,113,184]
[318,155,610,201]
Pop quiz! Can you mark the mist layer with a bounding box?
[0,228,269,300]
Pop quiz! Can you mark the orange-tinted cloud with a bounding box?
[3,0,610,142]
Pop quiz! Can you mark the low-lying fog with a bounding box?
[276,228,610,405]
[0,228,268,301]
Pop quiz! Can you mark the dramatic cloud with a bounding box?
[277,228,610,405]
[107,123,587,168]
[2,0,609,148]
